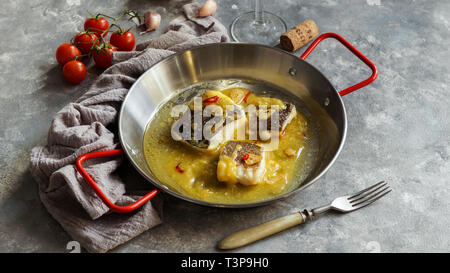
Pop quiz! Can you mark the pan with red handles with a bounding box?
[76,33,377,212]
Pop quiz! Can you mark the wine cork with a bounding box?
[280,20,319,52]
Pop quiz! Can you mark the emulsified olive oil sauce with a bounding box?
[143,87,319,204]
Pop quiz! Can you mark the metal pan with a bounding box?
[76,33,377,212]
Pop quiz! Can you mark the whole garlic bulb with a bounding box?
[198,0,217,17]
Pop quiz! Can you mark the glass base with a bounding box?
[230,11,287,46]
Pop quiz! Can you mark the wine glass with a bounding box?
[230,0,287,46]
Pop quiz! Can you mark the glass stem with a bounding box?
[254,0,264,24]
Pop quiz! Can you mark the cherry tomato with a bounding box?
[110,31,135,51]
[92,44,117,68]
[56,43,82,65]
[63,60,87,84]
[84,16,109,37]
[73,32,98,54]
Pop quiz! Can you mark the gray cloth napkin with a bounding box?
[29,3,229,253]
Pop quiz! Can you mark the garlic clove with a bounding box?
[143,11,161,32]
[198,0,217,17]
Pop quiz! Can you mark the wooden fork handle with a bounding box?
[218,212,306,250]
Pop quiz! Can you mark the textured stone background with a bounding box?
[0,0,449,252]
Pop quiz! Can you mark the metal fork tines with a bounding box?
[311,181,392,215]
[348,181,391,209]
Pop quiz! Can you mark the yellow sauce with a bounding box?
[217,155,238,184]
[143,88,309,204]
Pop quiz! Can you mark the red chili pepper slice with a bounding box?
[281,130,286,137]
[203,95,220,104]
[243,153,250,161]
[243,92,252,103]
[175,163,184,173]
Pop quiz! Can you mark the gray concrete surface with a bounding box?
[0,0,449,253]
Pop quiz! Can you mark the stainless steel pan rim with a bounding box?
[118,42,348,208]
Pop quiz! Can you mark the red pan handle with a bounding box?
[300,32,378,96]
[75,149,160,213]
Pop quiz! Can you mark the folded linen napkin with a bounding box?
[29,3,229,253]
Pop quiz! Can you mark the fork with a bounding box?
[218,181,391,250]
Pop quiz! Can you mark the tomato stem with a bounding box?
[110,23,125,34]
[125,10,142,25]
[71,53,90,61]
[87,10,95,18]
[95,13,116,20]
